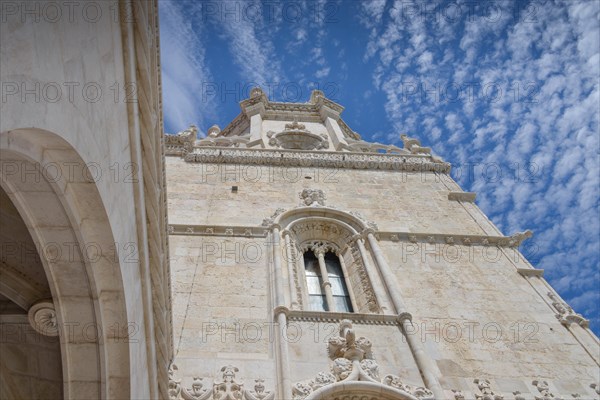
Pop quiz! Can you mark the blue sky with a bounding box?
[159,0,599,334]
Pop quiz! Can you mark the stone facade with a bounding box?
[166,89,599,400]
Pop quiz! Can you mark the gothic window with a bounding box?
[303,249,353,313]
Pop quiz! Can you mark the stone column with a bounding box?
[313,246,335,312]
[366,232,445,400]
[356,237,389,313]
[271,227,292,397]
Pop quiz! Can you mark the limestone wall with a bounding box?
[167,154,599,398]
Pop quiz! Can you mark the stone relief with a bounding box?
[292,320,434,400]
[473,378,504,400]
[28,299,59,337]
[547,292,589,327]
[169,364,274,400]
[299,189,326,206]
[267,117,329,150]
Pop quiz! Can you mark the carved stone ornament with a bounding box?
[292,320,434,400]
[169,365,274,400]
[184,148,451,173]
[268,117,330,150]
[513,391,526,400]
[506,230,533,247]
[452,389,466,400]
[262,208,286,226]
[28,299,59,336]
[532,380,563,400]
[547,292,589,327]
[169,364,182,400]
[400,134,431,155]
[473,378,504,400]
[300,189,326,206]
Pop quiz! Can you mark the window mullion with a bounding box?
[314,248,336,312]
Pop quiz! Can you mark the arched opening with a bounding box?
[274,208,381,314]
[0,128,132,398]
[304,381,420,400]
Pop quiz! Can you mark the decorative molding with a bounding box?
[377,231,532,248]
[27,299,58,336]
[547,292,589,327]
[473,378,504,400]
[349,245,379,313]
[169,224,269,238]
[292,320,433,400]
[448,191,477,202]
[183,148,450,173]
[169,364,274,400]
[286,310,405,325]
[168,223,535,249]
[517,268,544,277]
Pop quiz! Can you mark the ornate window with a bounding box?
[302,246,354,313]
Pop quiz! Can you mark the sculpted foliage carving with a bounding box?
[292,320,434,400]
[169,364,274,400]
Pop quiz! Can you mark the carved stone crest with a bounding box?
[299,189,326,206]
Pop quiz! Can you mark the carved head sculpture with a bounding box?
[191,378,205,395]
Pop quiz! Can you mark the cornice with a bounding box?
[183,147,451,173]
[517,268,544,277]
[448,191,477,202]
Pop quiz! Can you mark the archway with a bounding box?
[0,128,131,398]
[305,381,420,400]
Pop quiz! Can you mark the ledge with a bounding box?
[168,224,268,238]
[448,191,476,202]
[167,224,533,248]
[517,268,544,277]
[285,310,402,325]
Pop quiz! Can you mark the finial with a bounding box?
[207,124,221,138]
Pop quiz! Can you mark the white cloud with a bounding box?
[159,3,215,134]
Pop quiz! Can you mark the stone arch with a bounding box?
[305,381,419,400]
[0,128,131,398]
